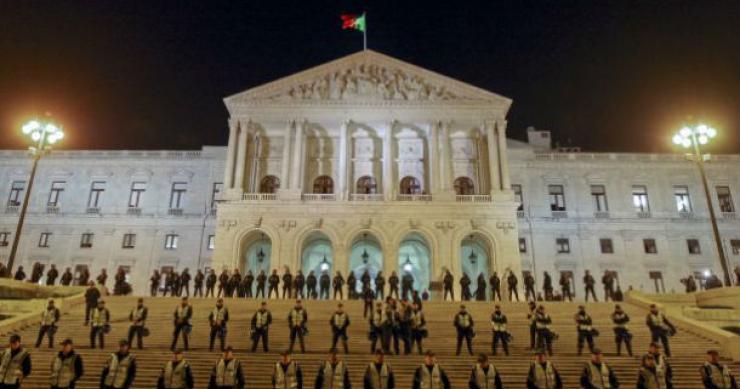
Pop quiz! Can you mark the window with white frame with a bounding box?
[674,186,691,213]
[556,238,570,253]
[632,185,649,212]
[591,185,608,212]
[128,182,146,208]
[88,181,105,208]
[39,232,52,248]
[169,182,187,209]
[548,185,566,211]
[600,238,614,254]
[207,235,215,250]
[518,238,527,253]
[48,181,65,206]
[0,232,9,247]
[717,186,735,212]
[687,239,701,255]
[643,238,657,254]
[122,233,136,249]
[7,181,25,207]
[164,234,178,250]
[80,233,94,248]
[512,184,523,211]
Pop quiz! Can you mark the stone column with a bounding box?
[496,120,511,190]
[280,120,294,189]
[427,122,438,194]
[290,121,305,190]
[383,121,395,200]
[233,121,249,194]
[440,121,453,191]
[223,119,238,189]
[338,120,349,200]
[486,121,500,192]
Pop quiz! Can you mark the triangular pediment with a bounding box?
[224,50,511,108]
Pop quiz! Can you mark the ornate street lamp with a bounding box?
[6,119,64,275]
[320,254,330,272]
[256,233,266,263]
[468,249,478,264]
[402,255,413,272]
[361,248,369,264]
[673,123,731,286]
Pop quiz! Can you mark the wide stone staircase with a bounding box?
[7,296,739,388]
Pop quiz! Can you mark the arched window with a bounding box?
[399,176,421,195]
[313,175,334,194]
[453,176,475,195]
[259,176,280,194]
[356,176,377,194]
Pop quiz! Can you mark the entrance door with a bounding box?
[649,271,665,293]
[73,264,89,286]
[160,266,174,292]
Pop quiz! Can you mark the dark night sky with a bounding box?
[1,1,739,153]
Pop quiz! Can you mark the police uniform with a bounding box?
[369,309,385,353]
[314,360,350,389]
[49,350,83,389]
[491,311,509,356]
[330,311,350,354]
[468,363,503,389]
[454,311,474,356]
[583,273,597,302]
[35,306,60,348]
[171,304,193,351]
[128,305,148,349]
[410,309,426,354]
[90,307,110,349]
[157,359,193,389]
[575,312,596,355]
[526,361,562,389]
[363,361,395,389]
[209,306,229,352]
[412,363,450,389]
[0,346,31,389]
[579,361,619,389]
[611,311,632,356]
[460,275,472,301]
[636,366,668,389]
[101,351,136,389]
[535,312,555,356]
[273,360,303,389]
[646,312,676,357]
[288,307,308,353]
[251,309,273,352]
[209,358,245,389]
[701,361,737,389]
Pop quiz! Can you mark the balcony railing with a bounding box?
[127,207,141,216]
[637,211,651,218]
[722,211,736,220]
[349,194,384,201]
[242,193,279,201]
[168,208,183,216]
[455,195,492,203]
[594,211,610,219]
[46,205,60,214]
[4,205,18,214]
[396,194,433,202]
[301,194,337,201]
[86,207,100,214]
[550,210,568,219]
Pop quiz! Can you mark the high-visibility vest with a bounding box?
[456,313,471,328]
[211,307,227,323]
[176,305,191,323]
[412,311,425,329]
[586,362,612,389]
[531,362,557,389]
[366,362,391,389]
[161,360,189,389]
[319,361,346,389]
[372,312,383,328]
[612,313,628,329]
[418,364,444,389]
[289,309,305,327]
[131,307,146,326]
[49,352,77,388]
[704,362,734,389]
[491,313,507,332]
[214,358,240,387]
[577,314,593,332]
[535,314,551,330]
[41,308,58,326]
[0,348,29,385]
[273,361,299,389]
[103,353,134,388]
[255,311,270,328]
[332,313,348,328]
[638,367,667,389]
[472,363,498,389]
[91,308,108,327]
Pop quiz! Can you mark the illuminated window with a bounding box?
[548,185,566,211]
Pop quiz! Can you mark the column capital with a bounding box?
[228,118,239,132]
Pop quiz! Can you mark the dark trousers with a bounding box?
[650,330,671,356]
[84,304,95,324]
[210,326,226,351]
[456,329,473,355]
[562,288,573,301]
[35,325,54,348]
[493,331,509,355]
[295,287,304,299]
[371,329,383,353]
[375,287,384,300]
[251,329,269,352]
[268,285,279,299]
[282,285,292,299]
[364,301,372,318]
[171,324,189,350]
[443,287,454,301]
[492,287,502,301]
[320,286,329,299]
[508,286,519,301]
[217,285,225,297]
[181,284,190,297]
[401,286,411,300]
[331,330,348,353]
[194,285,203,297]
[411,331,424,354]
[585,286,598,301]
[604,287,614,301]
[525,286,536,301]
[333,287,343,300]
[289,327,305,353]
[536,329,554,355]
[400,326,412,354]
[615,329,632,356]
[382,327,399,355]
[150,285,158,297]
[128,325,144,349]
[529,323,537,349]
[245,286,253,298]
[90,326,105,349]
[577,331,595,354]
[389,286,399,299]
[256,285,266,298]
[205,285,215,297]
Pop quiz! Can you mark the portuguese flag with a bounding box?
[341,13,366,32]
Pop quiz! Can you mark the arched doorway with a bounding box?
[241,231,272,276]
[312,175,334,194]
[356,176,377,194]
[454,176,475,195]
[398,232,431,294]
[399,176,422,195]
[259,176,280,194]
[300,231,333,278]
[349,233,383,294]
[460,234,492,298]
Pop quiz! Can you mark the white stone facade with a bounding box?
[0,50,738,296]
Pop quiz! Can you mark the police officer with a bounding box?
[83,281,100,326]
[361,270,372,293]
[205,270,217,298]
[0,335,31,389]
[535,305,555,356]
[243,270,254,298]
[543,272,554,301]
[443,271,454,301]
[347,272,358,300]
[36,299,60,348]
[468,353,502,389]
[383,304,401,355]
[208,346,245,389]
[602,271,615,302]
[611,304,632,356]
[363,287,375,319]
[527,301,537,350]
[288,299,308,353]
[560,273,573,302]
[524,272,536,301]
[412,351,451,389]
[157,349,193,389]
[171,297,193,351]
[209,298,229,352]
[646,304,676,357]
[460,273,472,301]
[579,349,619,389]
[637,354,670,389]
[256,270,267,299]
[150,270,161,297]
[527,350,562,389]
[399,301,413,354]
[180,268,191,297]
[282,269,294,299]
[127,298,147,350]
[228,269,241,298]
[401,272,414,301]
[454,304,475,356]
[410,303,426,354]
[217,269,229,298]
[319,271,331,300]
[193,270,204,298]
[575,305,597,355]
[701,349,737,389]
[315,351,351,389]
[60,268,73,286]
[268,270,280,299]
[273,351,303,389]
[90,300,110,349]
[490,272,502,302]
[49,339,83,389]
[491,305,509,356]
[333,272,345,300]
[388,272,399,299]
[307,271,318,299]
[475,274,487,301]
[507,271,520,302]
[647,342,672,388]
[363,350,395,389]
[101,339,136,389]
[330,303,350,354]
[583,270,597,302]
[249,301,273,352]
[375,271,386,300]
[369,303,385,353]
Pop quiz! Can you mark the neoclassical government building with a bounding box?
[1,50,739,296]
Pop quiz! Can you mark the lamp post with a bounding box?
[672,123,731,286]
[6,119,64,275]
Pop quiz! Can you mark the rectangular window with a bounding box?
[591,185,608,212]
[80,233,94,248]
[518,238,527,253]
[7,181,25,207]
[122,233,136,249]
[88,181,106,208]
[39,232,52,248]
[600,238,614,254]
[128,182,146,208]
[687,239,701,255]
[169,182,187,209]
[674,186,692,213]
[643,238,657,254]
[48,181,65,206]
[207,235,215,250]
[548,185,566,211]
[731,239,740,255]
[211,183,223,210]
[717,186,735,212]
[164,234,178,250]
[0,232,9,247]
[556,238,570,254]
[632,185,650,212]
[512,184,523,211]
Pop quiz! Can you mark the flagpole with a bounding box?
[363,12,367,51]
